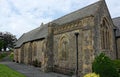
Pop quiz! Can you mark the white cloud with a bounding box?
[0,0,120,38]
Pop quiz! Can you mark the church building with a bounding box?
[14,0,120,76]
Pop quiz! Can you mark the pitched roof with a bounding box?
[15,1,101,48]
[113,17,120,37]
[15,24,48,48]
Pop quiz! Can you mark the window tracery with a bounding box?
[100,18,111,50]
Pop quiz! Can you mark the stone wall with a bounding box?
[35,40,46,68]
[53,16,94,76]
[23,42,31,64]
[14,39,47,69]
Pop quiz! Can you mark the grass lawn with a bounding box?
[0,64,26,77]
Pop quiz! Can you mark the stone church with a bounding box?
[14,0,120,76]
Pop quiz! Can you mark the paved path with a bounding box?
[0,57,71,77]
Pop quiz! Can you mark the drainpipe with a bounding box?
[75,32,79,77]
[114,29,118,59]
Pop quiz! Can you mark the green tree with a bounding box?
[0,32,17,51]
[92,53,119,77]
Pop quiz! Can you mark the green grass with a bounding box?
[0,64,26,77]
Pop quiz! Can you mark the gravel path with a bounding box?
[0,57,71,77]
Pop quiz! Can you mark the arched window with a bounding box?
[100,18,111,50]
[58,35,69,61]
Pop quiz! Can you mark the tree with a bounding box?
[0,32,17,51]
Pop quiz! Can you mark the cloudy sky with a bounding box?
[0,0,120,38]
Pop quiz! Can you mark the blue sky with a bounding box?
[0,0,120,38]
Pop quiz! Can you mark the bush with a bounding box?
[84,73,100,77]
[92,53,119,77]
[113,60,120,74]
[113,60,120,68]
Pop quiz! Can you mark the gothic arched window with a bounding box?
[58,35,69,61]
[100,18,111,50]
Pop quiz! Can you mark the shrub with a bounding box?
[113,60,120,68]
[113,60,120,74]
[84,73,100,77]
[92,53,119,77]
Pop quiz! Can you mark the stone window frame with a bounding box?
[58,34,69,61]
[100,18,111,50]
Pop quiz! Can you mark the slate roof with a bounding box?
[15,1,101,48]
[15,24,48,48]
[113,17,120,37]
